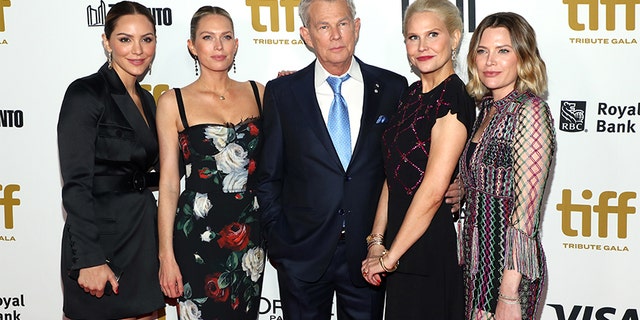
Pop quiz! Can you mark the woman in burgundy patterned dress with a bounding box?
[361,0,475,318]
[460,12,556,319]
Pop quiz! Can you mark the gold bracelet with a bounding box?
[379,253,399,272]
[366,233,384,244]
[498,296,520,305]
[367,242,384,250]
[498,292,519,301]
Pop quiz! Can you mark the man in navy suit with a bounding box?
[256,0,407,319]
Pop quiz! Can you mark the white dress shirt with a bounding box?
[313,57,364,153]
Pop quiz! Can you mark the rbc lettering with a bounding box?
[564,0,640,31]
[557,189,635,238]
[0,184,20,229]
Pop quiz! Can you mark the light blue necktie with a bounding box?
[326,74,351,170]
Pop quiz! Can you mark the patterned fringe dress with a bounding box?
[459,90,556,319]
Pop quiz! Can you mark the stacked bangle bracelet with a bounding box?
[497,292,520,305]
[366,233,384,249]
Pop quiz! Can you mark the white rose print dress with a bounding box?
[172,83,265,319]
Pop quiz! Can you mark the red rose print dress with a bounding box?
[172,83,264,320]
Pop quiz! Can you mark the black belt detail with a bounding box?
[93,171,159,193]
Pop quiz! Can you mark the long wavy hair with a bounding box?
[466,12,547,101]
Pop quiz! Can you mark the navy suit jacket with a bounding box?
[256,58,407,286]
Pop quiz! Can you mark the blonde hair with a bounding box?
[403,0,463,51]
[466,12,547,101]
[190,6,234,41]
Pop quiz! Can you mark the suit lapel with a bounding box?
[351,61,384,165]
[291,63,345,170]
[100,65,158,167]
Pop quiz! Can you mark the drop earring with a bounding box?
[451,49,457,61]
[107,51,113,69]
[194,56,199,76]
[233,59,236,74]
[148,63,152,75]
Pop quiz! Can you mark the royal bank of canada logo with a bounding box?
[559,101,586,132]
[0,0,10,33]
[87,1,173,27]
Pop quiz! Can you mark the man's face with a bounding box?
[300,0,361,75]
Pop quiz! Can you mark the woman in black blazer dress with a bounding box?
[57,2,164,319]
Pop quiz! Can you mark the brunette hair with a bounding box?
[104,1,155,39]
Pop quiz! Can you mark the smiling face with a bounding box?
[188,13,238,74]
[475,27,519,100]
[300,0,360,75]
[102,14,156,81]
[404,11,460,81]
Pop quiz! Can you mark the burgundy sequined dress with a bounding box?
[381,75,475,319]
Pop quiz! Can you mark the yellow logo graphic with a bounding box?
[557,189,636,238]
[1,184,20,229]
[141,84,170,104]
[0,0,10,32]
[564,0,640,31]
[246,0,300,32]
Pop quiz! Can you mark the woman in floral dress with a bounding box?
[156,6,265,319]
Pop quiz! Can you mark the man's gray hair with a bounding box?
[298,0,357,27]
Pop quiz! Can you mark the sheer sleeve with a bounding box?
[505,95,556,279]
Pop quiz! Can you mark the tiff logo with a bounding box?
[0,0,10,32]
[246,0,300,32]
[557,189,636,239]
[0,184,19,229]
[564,0,640,30]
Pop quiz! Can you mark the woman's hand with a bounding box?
[444,177,464,215]
[159,257,184,298]
[77,264,118,298]
[494,299,522,320]
[361,245,387,286]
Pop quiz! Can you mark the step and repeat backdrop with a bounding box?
[1,0,638,319]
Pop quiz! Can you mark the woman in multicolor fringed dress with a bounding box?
[459,12,556,320]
